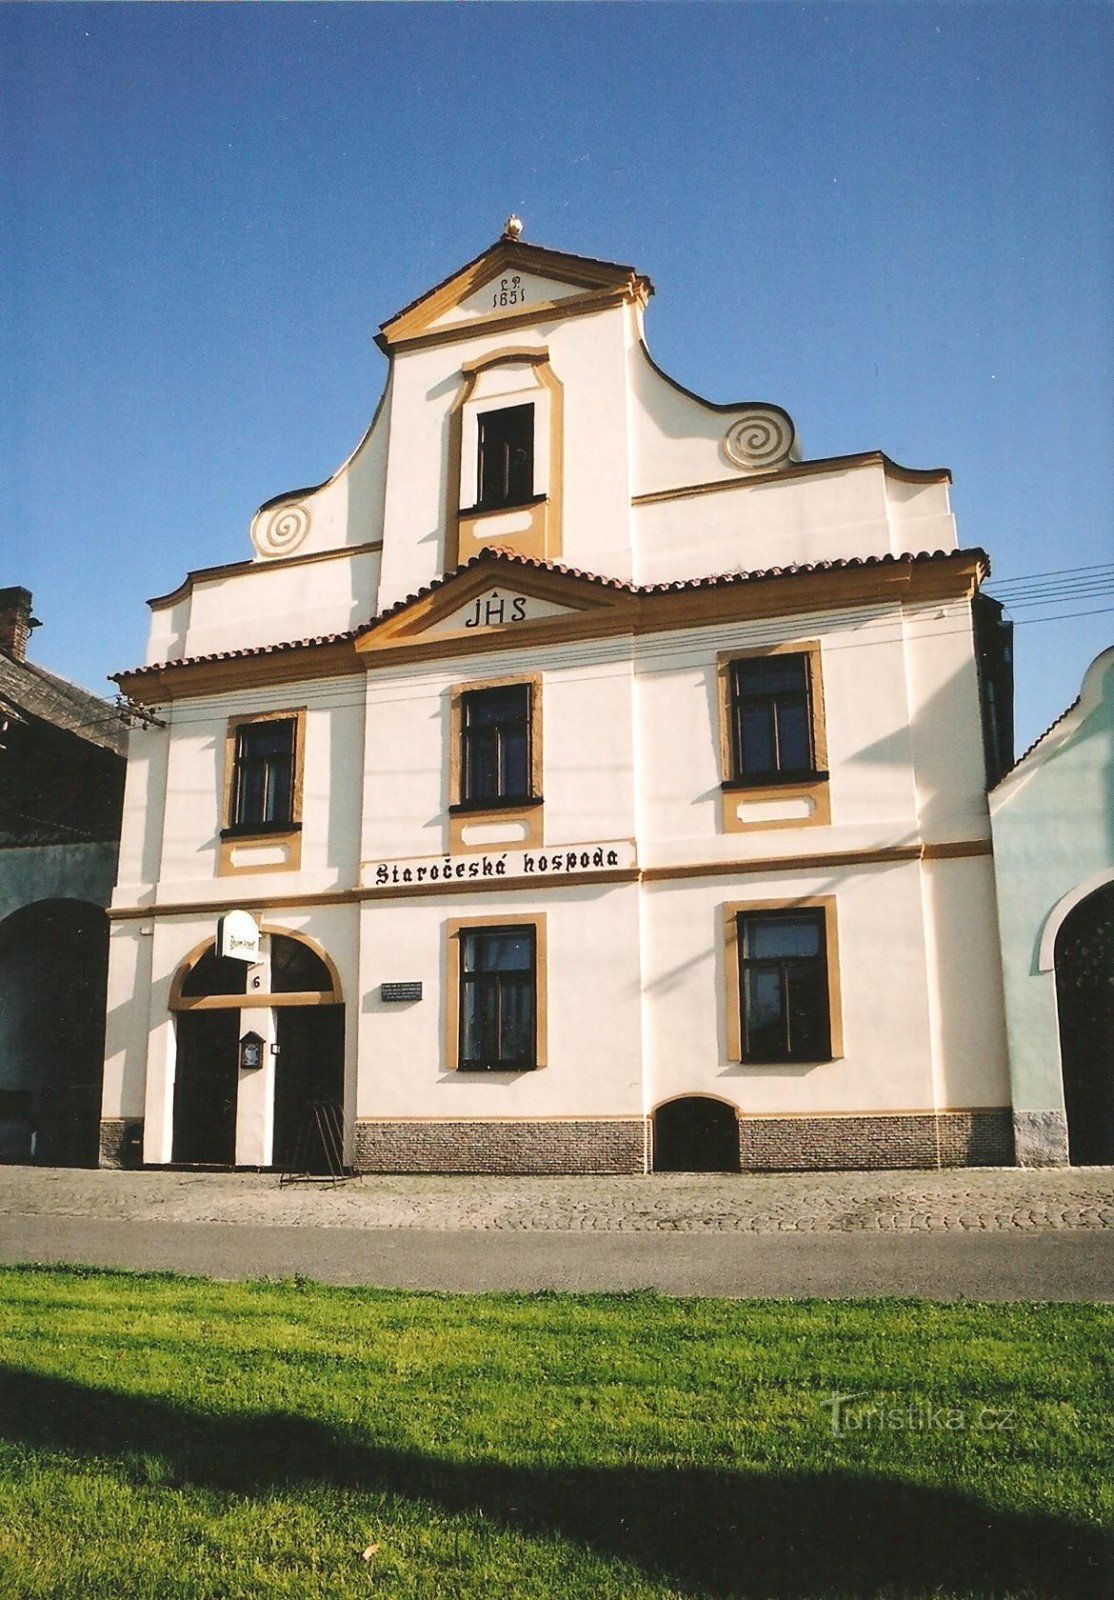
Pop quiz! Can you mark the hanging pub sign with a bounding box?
[218,910,262,964]
[238,1031,265,1072]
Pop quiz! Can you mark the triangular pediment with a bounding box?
[355,553,637,661]
[377,238,651,352]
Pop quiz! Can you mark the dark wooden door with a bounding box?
[172,1011,239,1166]
[273,1005,345,1173]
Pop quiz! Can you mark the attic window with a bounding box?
[477,405,534,510]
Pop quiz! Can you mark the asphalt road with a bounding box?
[1,1214,1110,1300]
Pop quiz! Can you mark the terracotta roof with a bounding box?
[112,631,359,683]
[113,546,987,686]
[998,695,1083,781]
[358,545,989,634]
[0,655,128,756]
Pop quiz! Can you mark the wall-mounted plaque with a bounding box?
[380,982,423,1003]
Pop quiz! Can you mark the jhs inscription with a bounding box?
[464,592,528,629]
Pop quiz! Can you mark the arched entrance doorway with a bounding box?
[1055,881,1114,1165]
[170,931,344,1170]
[653,1096,740,1172]
[0,899,108,1166]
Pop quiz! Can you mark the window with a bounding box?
[458,925,537,1071]
[729,653,816,785]
[230,718,296,830]
[736,908,832,1063]
[459,683,532,807]
[477,404,534,509]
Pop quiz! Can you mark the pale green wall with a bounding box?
[991,649,1114,1117]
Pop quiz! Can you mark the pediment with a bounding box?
[377,238,650,351]
[355,555,637,661]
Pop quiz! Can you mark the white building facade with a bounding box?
[102,228,1014,1174]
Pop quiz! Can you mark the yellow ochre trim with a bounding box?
[631,452,951,506]
[716,641,830,835]
[724,895,843,1063]
[106,836,992,922]
[218,708,306,878]
[148,542,383,611]
[444,912,548,1072]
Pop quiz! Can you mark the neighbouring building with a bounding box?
[0,587,128,1164]
[990,647,1114,1167]
[103,223,1016,1175]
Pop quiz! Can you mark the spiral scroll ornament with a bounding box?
[255,502,311,558]
[723,410,795,472]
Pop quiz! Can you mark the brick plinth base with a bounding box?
[99,1119,144,1169]
[738,1110,1014,1172]
[355,1118,646,1175]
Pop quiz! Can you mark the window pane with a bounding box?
[462,686,530,803]
[264,760,293,824]
[743,968,785,1057]
[270,936,332,994]
[461,978,497,1063]
[467,686,527,728]
[774,702,811,773]
[462,930,533,973]
[500,726,529,797]
[478,405,534,507]
[498,976,534,1063]
[786,962,830,1058]
[462,929,534,974]
[234,720,295,826]
[464,729,499,801]
[734,656,806,697]
[236,761,266,825]
[731,655,813,780]
[180,945,248,998]
[742,915,821,960]
[486,932,533,971]
[738,704,775,774]
[240,722,293,760]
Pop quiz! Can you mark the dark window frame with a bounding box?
[726,651,823,789]
[736,907,832,1064]
[457,924,538,1072]
[455,682,534,811]
[225,716,298,836]
[476,403,535,511]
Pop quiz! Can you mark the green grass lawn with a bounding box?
[0,1268,1109,1599]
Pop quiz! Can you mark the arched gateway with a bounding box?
[653,1095,740,1172]
[1054,882,1114,1165]
[169,931,344,1171]
[0,898,108,1166]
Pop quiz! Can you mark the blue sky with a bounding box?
[2,1,1111,751]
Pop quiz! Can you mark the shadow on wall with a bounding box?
[0,1364,1105,1599]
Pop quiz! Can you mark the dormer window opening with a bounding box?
[477,404,534,510]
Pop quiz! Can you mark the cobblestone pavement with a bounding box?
[1,1165,1111,1234]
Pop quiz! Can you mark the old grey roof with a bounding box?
[0,655,128,756]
